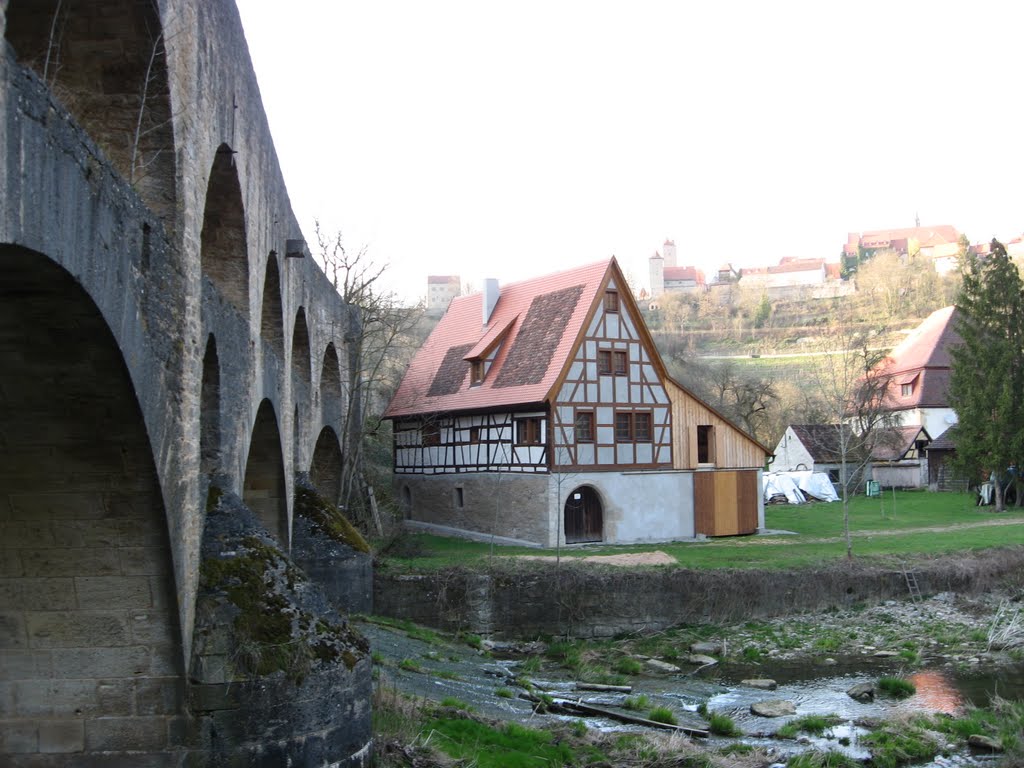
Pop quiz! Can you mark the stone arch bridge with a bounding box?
[1,0,371,764]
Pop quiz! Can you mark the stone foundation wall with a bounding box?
[375,547,1024,639]
[397,473,552,545]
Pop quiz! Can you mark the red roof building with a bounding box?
[385,258,769,546]
[875,305,961,440]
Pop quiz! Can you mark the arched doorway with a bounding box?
[564,486,603,544]
[0,245,183,760]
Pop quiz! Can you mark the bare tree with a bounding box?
[314,223,424,528]
[807,313,899,558]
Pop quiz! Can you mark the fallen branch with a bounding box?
[563,700,708,738]
[576,682,632,693]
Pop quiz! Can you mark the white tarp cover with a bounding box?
[763,471,839,504]
[763,473,805,504]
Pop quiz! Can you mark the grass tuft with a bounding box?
[647,706,678,725]
[877,676,916,698]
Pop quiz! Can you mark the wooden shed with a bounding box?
[665,378,769,536]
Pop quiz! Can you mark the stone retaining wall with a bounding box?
[374,547,1024,639]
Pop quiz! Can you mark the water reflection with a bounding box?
[905,670,963,715]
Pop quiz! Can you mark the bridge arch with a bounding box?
[310,426,344,506]
[260,254,284,358]
[321,341,343,414]
[0,244,183,760]
[200,144,250,318]
[292,307,312,393]
[4,0,178,224]
[200,334,222,480]
[243,399,289,543]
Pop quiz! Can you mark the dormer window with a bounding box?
[901,383,913,397]
[604,291,620,313]
[470,359,484,386]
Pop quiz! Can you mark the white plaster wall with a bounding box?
[547,471,695,546]
[772,427,815,471]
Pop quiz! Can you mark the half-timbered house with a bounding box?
[384,259,770,547]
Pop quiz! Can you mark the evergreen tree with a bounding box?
[949,239,1024,511]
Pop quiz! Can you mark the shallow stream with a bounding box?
[361,620,1022,763]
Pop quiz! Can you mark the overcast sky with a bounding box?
[235,1,1024,303]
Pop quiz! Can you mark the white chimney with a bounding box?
[482,278,500,325]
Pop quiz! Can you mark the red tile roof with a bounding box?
[877,306,960,410]
[852,225,960,252]
[663,266,704,283]
[384,259,614,418]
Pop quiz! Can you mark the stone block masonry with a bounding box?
[1,0,372,763]
[374,548,1024,639]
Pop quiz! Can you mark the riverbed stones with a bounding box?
[968,734,1003,752]
[873,650,898,657]
[690,641,723,655]
[687,654,718,666]
[742,679,778,690]
[750,699,796,717]
[847,682,874,701]
[646,659,682,674]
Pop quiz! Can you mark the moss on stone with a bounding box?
[200,534,368,682]
[294,484,371,554]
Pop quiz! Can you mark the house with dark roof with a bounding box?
[384,258,770,546]
[771,424,851,481]
[772,423,932,490]
[876,305,961,439]
[869,425,932,489]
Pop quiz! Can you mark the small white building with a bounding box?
[426,275,461,312]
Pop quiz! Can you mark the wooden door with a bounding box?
[564,486,603,543]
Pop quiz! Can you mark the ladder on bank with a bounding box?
[901,564,922,602]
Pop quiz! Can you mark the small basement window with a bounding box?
[454,486,464,508]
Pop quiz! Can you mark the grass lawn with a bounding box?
[380,491,1024,571]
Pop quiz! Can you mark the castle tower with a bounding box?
[663,238,677,268]
[649,251,665,299]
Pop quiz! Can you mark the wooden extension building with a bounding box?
[384,258,770,547]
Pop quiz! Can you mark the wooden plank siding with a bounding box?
[694,470,759,536]
[665,378,767,470]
